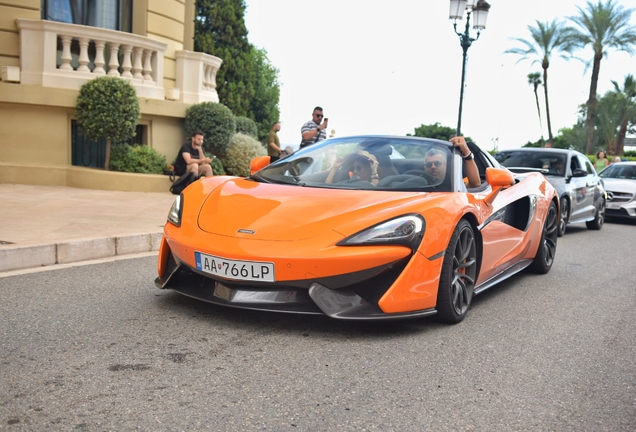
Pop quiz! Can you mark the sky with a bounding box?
[243,0,636,151]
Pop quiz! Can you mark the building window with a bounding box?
[71,120,147,168]
[42,0,132,33]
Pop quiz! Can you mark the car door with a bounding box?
[474,177,534,287]
[583,155,605,216]
[567,154,595,222]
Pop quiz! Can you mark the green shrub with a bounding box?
[222,133,267,177]
[235,116,258,138]
[76,76,140,169]
[185,102,236,154]
[205,151,226,175]
[109,144,167,174]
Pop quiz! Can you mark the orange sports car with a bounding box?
[156,136,559,323]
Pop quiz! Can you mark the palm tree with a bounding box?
[611,74,636,156]
[527,72,544,141]
[567,0,636,155]
[594,90,622,154]
[505,20,572,147]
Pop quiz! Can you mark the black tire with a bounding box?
[436,220,478,324]
[530,200,558,274]
[557,197,569,237]
[586,199,605,230]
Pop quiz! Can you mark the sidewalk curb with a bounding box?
[0,232,163,273]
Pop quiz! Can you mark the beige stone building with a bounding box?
[0,0,222,191]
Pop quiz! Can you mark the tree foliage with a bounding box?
[409,123,473,143]
[109,143,167,174]
[251,48,281,141]
[561,93,627,155]
[76,77,140,143]
[195,0,255,117]
[527,72,544,139]
[567,0,636,154]
[611,74,636,155]
[185,102,236,155]
[75,76,140,169]
[235,115,258,138]
[194,1,280,140]
[222,132,266,177]
[505,19,572,147]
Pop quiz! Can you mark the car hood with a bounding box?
[197,178,427,241]
[601,178,636,193]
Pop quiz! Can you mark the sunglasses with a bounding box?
[425,161,444,168]
[314,114,324,118]
[353,164,366,172]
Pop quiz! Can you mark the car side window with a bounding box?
[570,156,580,172]
[583,159,595,175]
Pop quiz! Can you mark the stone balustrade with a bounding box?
[16,19,167,100]
[175,50,223,104]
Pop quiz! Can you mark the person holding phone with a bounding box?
[300,106,328,148]
[174,130,214,178]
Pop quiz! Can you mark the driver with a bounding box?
[424,148,447,183]
[550,159,564,175]
[423,137,480,188]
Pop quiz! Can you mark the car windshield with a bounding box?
[599,164,636,179]
[495,151,566,176]
[252,136,454,192]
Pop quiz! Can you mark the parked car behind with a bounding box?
[494,148,606,236]
[598,162,636,221]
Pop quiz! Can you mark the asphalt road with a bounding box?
[1,220,635,431]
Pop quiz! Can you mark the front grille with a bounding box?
[607,191,634,203]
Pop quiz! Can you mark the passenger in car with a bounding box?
[325,150,380,185]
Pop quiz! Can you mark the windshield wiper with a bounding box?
[250,174,306,186]
[275,175,306,186]
[248,173,271,183]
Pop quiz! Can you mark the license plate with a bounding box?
[195,252,275,282]
[607,202,621,210]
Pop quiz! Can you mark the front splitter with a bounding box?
[156,263,437,321]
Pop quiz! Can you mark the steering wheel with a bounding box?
[402,169,436,184]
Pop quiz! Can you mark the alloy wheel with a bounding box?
[558,198,568,237]
[450,225,477,316]
[542,203,558,267]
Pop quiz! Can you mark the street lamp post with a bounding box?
[449,0,491,136]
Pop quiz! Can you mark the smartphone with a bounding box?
[324,118,329,122]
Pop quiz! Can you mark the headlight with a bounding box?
[167,194,183,227]
[338,215,425,252]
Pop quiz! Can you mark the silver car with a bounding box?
[495,148,606,236]
[599,162,636,220]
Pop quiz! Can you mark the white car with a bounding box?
[599,162,636,220]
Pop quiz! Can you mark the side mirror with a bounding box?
[572,168,588,177]
[250,156,270,175]
[484,168,514,206]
